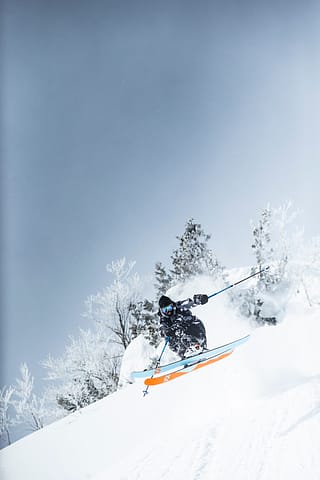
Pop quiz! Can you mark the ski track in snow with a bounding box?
[189,427,217,480]
[107,425,218,480]
[99,377,320,480]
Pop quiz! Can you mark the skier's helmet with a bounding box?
[159,295,175,316]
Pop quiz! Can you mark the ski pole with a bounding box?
[208,266,270,300]
[143,336,170,397]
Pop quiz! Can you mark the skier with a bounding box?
[158,294,208,358]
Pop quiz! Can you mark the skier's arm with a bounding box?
[178,298,194,309]
[179,295,208,309]
[159,318,174,338]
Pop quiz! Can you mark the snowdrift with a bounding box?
[1,274,320,480]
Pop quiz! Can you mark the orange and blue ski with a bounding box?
[131,335,250,380]
[144,350,233,386]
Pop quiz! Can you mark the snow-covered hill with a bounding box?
[1,274,320,480]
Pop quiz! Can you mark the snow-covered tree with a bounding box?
[239,203,298,324]
[1,368,61,448]
[251,203,299,291]
[0,386,14,446]
[42,259,149,413]
[170,218,224,283]
[289,234,320,307]
[42,329,121,413]
[130,299,160,346]
[251,202,320,311]
[13,363,46,432]
[85,258,142,349]
[154,261,173,297]
[251,207,274,287]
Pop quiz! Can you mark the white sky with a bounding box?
[2,0,320,388]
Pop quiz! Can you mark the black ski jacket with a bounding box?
[158,298,200,339]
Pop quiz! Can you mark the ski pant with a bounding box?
[168,318,207,357]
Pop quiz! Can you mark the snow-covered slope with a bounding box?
[1,274,320,480]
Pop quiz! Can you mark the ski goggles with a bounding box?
[161,304,173,315]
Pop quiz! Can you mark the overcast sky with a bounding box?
[2,0,320,388]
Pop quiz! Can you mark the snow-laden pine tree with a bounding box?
[251,207,274,287]
[0,386,14,447]
[170,218,224,283]
[251,205,293,291]
[154,261,173,297]
[239,204,296,324]
[130,299,160,347]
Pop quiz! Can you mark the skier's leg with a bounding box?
[183,318,207,353]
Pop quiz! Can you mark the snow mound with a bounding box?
[118,334,157,387]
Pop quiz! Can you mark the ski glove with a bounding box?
[193,294,209,305]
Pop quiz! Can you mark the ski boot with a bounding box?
[184,343,204,358]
